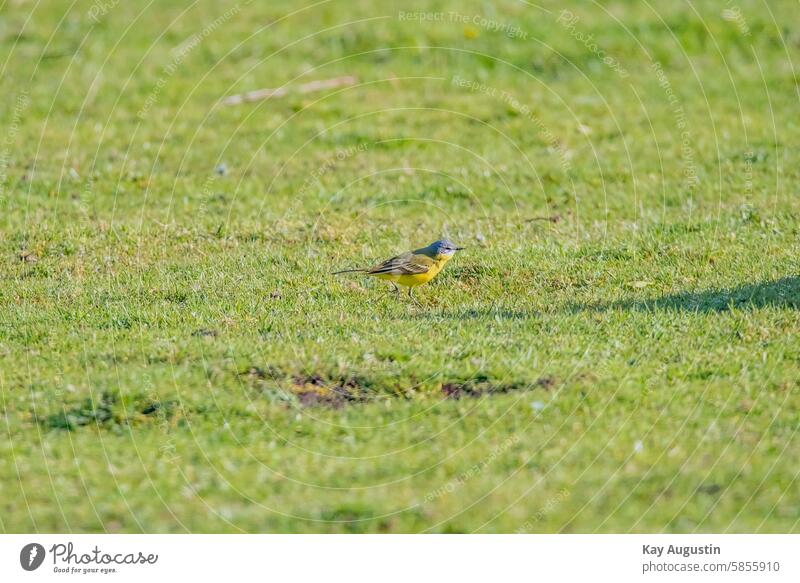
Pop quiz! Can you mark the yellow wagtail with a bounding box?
[333,239,465,298]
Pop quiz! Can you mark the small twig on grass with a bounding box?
[221,75,358,106]
[525,214,561,224]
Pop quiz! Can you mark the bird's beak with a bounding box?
[455,246,466,251]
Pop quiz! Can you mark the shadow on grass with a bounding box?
[572,276,800,314]
[406,308,536,321]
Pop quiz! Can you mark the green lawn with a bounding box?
[1,0,798,533]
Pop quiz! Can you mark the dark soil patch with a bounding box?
[291,374,370,409]
[241,366,374,408]
[441,376,557,400]
[696,483,722,496]
[191,328,218,337]
[535,375,557,390]
[40,392,181,430]
[141,400,177,416]
[240,366,280,380]
[18,250,39,263]
[42,392,116,430]
[243,366,556,408]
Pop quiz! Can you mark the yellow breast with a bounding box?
[374,254,451,288]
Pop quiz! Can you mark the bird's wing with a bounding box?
[367,252,434,275]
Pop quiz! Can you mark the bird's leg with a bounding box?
[389,282,400,296]
[407,286,423,307]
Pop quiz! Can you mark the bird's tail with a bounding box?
[332,268,367,275]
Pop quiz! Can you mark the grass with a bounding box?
[1,0,799,533]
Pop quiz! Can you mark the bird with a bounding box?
[333,239,465,298]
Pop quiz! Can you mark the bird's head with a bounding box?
[422,239,465,260]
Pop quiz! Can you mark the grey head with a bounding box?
[415,238,465,258]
